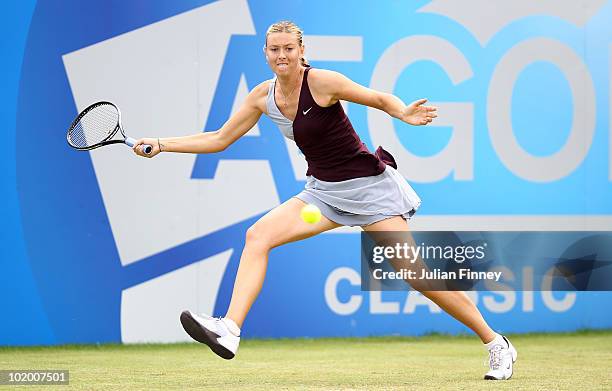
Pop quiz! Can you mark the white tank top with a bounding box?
[265,79,295,140]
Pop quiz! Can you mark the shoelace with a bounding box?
[217,317,237,337]
[207,315,239,338]
[487,345,503,370]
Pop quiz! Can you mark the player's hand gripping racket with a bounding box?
[66,101,152,154]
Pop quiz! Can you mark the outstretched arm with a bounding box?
[309,69,437,126]
[133,83,266,157]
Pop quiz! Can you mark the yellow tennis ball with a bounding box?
[300,204,322,224]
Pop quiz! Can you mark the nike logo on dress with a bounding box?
[303,107,312,115]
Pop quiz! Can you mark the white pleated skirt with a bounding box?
[294,165,421,226]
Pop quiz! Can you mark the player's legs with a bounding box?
[361,216,496,343]
[225,197,341,327]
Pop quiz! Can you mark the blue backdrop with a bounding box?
[2,0,612,345]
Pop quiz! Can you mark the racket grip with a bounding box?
[125,137,152,154]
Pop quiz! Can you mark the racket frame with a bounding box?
[66,101,150,153]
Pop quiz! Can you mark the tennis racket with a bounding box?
[66,101,152,154]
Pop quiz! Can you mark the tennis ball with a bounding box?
[300,204,322,224]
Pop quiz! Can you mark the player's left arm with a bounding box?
[310,69,437,126]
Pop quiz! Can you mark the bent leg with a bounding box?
[226,197,341,327]
[362,216,496,343]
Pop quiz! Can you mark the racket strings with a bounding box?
[68,103,119,148]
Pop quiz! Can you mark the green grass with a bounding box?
[1,331,611,390]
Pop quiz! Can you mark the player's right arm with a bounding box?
[133,81,269,157]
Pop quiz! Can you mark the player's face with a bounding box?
[264,32,304,75]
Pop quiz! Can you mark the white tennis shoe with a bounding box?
[180,310,240,360]
[484,335,517,380]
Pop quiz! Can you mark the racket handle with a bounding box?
[125,137,152,154]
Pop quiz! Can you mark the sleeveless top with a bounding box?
[266,67,388,182]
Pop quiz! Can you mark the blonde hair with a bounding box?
[265,21,309,67]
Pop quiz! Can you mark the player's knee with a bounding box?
[245,224,273,251]
[408,279,431,292]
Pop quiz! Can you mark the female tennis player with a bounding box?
[133,21,517,380]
